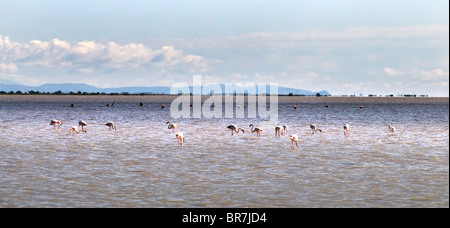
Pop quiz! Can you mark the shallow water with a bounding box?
[0,95,448,208]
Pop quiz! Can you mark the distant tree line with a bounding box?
[0,90,134,95]
[0,90,430,97]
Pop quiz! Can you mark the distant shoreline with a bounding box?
[1,94,448,104]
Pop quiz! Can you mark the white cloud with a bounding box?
[0,72,42,86]
[0,36,220,75]
[78,68,93,74]
[411,68,449,81]
[0,62,18,73]
[384,67,404,76]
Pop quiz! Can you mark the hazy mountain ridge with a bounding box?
[0,82,330,96]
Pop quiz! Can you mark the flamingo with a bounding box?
[388,124,396,136]
[344,124,350,137]
[176,132,185,145]
[275,126,282,137]
[70,126,79,136]
[166,121,178,132]
[310,124,323,135]
[249,124,263,137]
[227,125,245,135]
[79,121,88,132]
[290,135,300,150]
[282,125,288,136]
[105,122,117,130]
[50,120,63,129]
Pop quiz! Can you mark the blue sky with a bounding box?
[0,0,449,96]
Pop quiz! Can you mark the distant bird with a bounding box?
[176,132,185,145]
[360,106,364,109]
[70,104,74,108]
[290,135,300,150]
[275,126,282,137]
[293,105,298,110]
[282,125,288,136]
[139,102,144,107]
[105,122,117,130]
[166,121,178,132]
[310,124,323,135]
[50,120,63,129]
[388,124,396,136]
[249,124,263,137]
[227,125,245,135]
[161,105,165,109]
[70,126,79,136]
[106,101,115,107]
[79,121,88,132]
[344,124,350,137]
[325,105,329,108]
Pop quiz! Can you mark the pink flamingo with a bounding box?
[105,122,117,130]
[344,124,350,137]
[310,124,323,135]
[227,125,245,135]
[176,132,185,145]
[275,126,282,137]
[70,126,79,136]
[166,121,178,133]
[282,125,288,136]
[388,124,396,136]
[50,120,63,129]
[79,121,88,132]
[249,124,263,137]
[290,135,300,150]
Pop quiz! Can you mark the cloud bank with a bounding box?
[0,36,221,75]
[1,25,449,96]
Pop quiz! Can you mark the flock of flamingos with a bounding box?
[49,115,398,150]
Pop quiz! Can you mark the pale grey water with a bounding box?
[0,96,448,208]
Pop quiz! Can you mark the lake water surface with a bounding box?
[0,95,448,208]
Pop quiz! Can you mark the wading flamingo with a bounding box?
[79,121,88,132]
[344,124,350,137]
[105,122,117,130]
[70,126,79,136]
[290,135,300,150]
[227,125,245,135]
[282,125,288,136]
[388,124,396,136]
[275,126,282,137]
[50,120,63,129]
[166,121,178,132]
[310,124,323,135]
[249,124,263,137]
[176,132,185,145]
